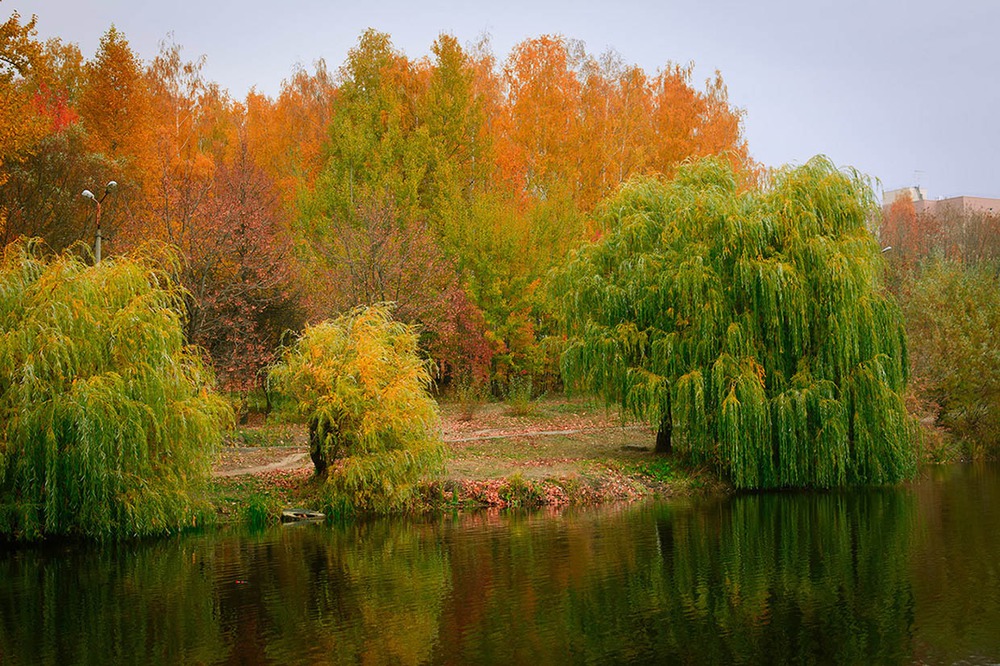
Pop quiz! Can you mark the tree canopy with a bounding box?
[2,17,754,392]
[557,157,914,488]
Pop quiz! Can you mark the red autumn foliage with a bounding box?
[310,192,496,384]
[185,142,304,393]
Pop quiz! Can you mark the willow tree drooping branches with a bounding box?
[556,157,914,489]
[0,240,232,540]
[269,304,444,513]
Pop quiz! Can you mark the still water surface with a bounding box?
[2,463,1000,665]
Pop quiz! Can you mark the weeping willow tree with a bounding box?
[0,240,232,540]
[556,157,914,488]
[269,304,444,513]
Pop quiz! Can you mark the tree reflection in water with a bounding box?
[5,469,1000,665]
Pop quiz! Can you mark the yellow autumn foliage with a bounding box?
[269,304,443,513]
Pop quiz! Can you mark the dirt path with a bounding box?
[213,398,651,478]
[213,425,650,477]
[214,450,310,477]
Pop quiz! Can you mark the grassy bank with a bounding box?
[208,396,726,526]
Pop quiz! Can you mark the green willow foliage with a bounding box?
[269,304,444,513]
[557,157,914,488]
[0,240,232,540]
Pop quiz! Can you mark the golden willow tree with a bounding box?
[556,157,914,489]
[0,241,231,540]
[269,304,444,513]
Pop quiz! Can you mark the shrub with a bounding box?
[452,378,486,422]
[0,240,232,540]
[505,374,541,417]
[902,258,1000,457]
[269,304,444,513]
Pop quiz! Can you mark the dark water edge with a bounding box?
[2,463,999,665]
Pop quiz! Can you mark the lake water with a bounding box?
[2,463,999,665]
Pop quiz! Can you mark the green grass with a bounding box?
[498,473,543,507]
[631,458,679,483]
[207,474,308,526]
[543,395,605,415]
[207,397,727,523]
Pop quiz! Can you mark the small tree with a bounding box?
[556,157,914,489]
[269,304,443,512]
[305,190,495,386]
[0,240,231,540]
[182,142,305,395]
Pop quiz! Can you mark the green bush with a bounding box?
[451,378,486,422]
[902,258,1000,457]
[634,459,678,484]
[242,492,280,529]
[505,374,541,417]
[269,304,444,513]
[0,240,232,540]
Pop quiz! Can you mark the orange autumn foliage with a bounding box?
[0,10,46,185]
[245,60,336,200]
[1,17,755,388]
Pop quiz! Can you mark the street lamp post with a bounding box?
[82,181,117,263]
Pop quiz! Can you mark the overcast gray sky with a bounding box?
[17,0,1000,200]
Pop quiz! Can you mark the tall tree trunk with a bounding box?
[655,415,672,454]
[655,395,672,455]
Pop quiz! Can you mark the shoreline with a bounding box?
[210,398,730,525]
[207,454,726,526]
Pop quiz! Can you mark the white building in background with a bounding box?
[883,186,1000,216]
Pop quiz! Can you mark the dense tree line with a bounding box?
[1,10,752,396]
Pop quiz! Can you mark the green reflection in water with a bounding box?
[256,520,448,665]
[0,539,224,664]
[3,468,1000,665]
[562,492,917,664]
